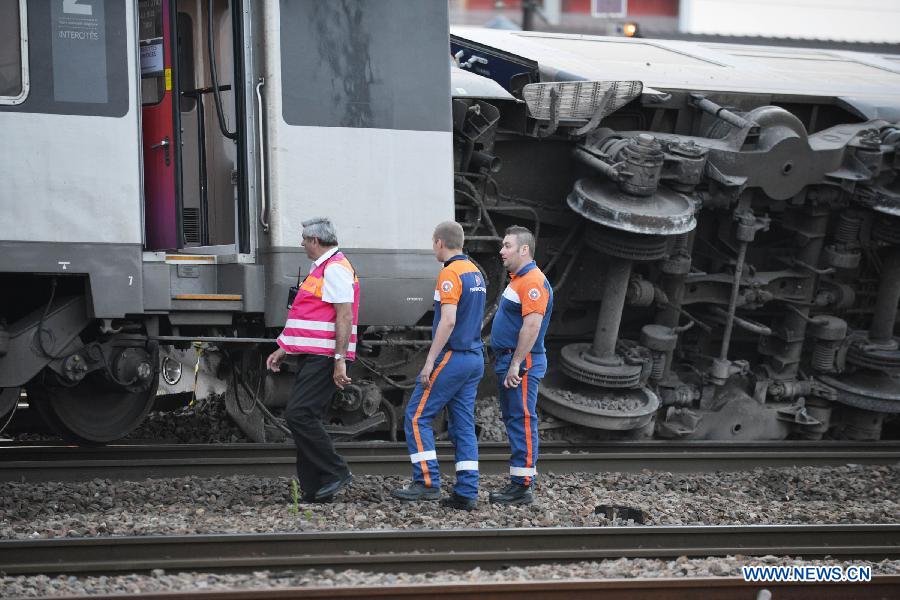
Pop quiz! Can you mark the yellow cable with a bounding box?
[189,342,205,407]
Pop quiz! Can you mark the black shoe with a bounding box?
[489,482,533,505]
[303,492,333,504]
[314,472,353,501]
[441,492,477,511]
[391,482,441,501]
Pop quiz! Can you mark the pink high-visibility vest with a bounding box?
[277,251,361,360]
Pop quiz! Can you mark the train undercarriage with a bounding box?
[440,69,900,443]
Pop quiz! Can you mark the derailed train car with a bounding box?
[1,0,899,445]
[449,28,900,441]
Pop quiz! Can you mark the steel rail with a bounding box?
[59,577,900,600]
[1,524,898,576]
[2,441,899,482]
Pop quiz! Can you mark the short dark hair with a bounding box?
[505,225,535,258]
[433,220,464,250]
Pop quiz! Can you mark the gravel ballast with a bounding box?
[3,464,898,539]
[2,556,899,598]
[126,398,247,444]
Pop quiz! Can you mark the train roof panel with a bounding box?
[451,66,516,100]
[450,27,900,117]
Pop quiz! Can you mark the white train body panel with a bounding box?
[261,1,454,251]
[0,1,142,245]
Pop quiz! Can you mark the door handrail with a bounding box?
[255,77,269,233]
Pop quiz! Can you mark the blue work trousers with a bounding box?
[495,352,546,486]
[404,349,484,498]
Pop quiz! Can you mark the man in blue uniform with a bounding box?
[392,221,486,510]
[490,225,553,505]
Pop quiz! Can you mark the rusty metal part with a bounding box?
[568,177,696,236]
[617,134,665,196]
[560,343,644,388]
[539,368,658,430]
[819,371,900,413]
[584,225,669,261]
[662,140,708,192]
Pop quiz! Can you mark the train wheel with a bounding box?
[27,376,158,446]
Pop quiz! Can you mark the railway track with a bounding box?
[2,524,898,576]
[52,578,900,600]
[1,441,899,482]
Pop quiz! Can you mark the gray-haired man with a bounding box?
[267,218,361,502]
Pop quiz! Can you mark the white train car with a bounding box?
[0,0,453,443]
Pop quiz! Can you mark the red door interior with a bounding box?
[140,0,179,250]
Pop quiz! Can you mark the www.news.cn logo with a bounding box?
[742,565,872,583]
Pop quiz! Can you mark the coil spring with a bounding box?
[812,342,837,372]
[650,351,666,380]
[835,212,862,243]
[585,226,668,261]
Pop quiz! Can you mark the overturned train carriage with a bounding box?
[1,0,899,445]
[449,28,900,441]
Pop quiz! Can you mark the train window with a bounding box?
[140,0,166,105]
[0,0,27,104]
[177,12,196,112]
[0,0,128,117]
[279,0,451,132]
[51,0,109,104]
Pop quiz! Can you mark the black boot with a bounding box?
[440,491,477,511]
[488,482,533,505]
[391,482,441,501]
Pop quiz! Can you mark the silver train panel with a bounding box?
[258,0,454,327]
[0,0,142,245]
[261,0,454,251]
[0,241,143,318]
[262,248,438,328]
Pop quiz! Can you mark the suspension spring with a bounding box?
[812,342,837,372]
[650,351,666,380]
[835,212,862,244]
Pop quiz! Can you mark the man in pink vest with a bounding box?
[266,217,360,503]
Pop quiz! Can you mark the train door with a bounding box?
[140,0,181,250]
[139,0,247,253]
